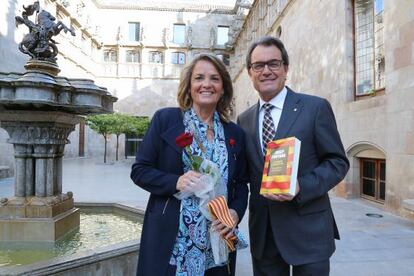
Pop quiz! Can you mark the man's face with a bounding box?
[248,45,288,102]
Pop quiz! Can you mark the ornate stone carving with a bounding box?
[1,123,74,145]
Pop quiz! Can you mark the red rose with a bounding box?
[229,138,235,147]
[176,132,193,148]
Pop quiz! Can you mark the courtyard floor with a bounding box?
[1,158,414,275]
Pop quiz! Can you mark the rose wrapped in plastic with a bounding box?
[174,132,221,209]
[174,131,248,265]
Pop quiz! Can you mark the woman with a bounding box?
[130,53,248,276]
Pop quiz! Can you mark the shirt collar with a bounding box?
[259,86,287,110]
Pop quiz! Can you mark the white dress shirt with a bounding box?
[258,87,287,150]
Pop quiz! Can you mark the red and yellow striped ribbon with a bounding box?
[208,195,237,251]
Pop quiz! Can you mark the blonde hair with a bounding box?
[177,53,233,122]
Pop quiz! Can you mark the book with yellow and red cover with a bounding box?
[260,137,301,196]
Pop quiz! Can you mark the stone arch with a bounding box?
[344,141,386,199]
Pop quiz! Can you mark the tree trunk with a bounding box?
[104,134,107,163]
[116,134,119,161]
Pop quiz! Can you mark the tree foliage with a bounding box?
[86,113,150,162]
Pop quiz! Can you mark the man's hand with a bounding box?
[262,179,300,202]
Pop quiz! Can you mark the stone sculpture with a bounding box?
[15,1,75,61]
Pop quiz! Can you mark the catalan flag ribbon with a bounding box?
[208,196,247,252]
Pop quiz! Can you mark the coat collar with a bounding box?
[161,112,185,154]
[160,114,238,180]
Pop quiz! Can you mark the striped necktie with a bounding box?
[262,103,276,154]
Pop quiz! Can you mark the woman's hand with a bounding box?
[176,170,202,193]
[212,208,239,239]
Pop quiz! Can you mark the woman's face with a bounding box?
[190,60,223,111]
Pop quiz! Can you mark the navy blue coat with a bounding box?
[238,88,349,265]
[131,107,249,276]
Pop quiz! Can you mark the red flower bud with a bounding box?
[229,138,235,147]
[176,132,193,148]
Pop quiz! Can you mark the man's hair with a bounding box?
[177,53,233,122]
[246,36,289,70]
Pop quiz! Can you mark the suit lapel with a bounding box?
[161,114,185,155]
[244,102,265,167]
[275,89,302,139]
[249,103,263,159]
[223,123,235,181]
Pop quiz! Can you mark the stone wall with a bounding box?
[230,0,414,217]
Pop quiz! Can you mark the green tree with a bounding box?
[86,114,116,163]
[86,113,150,162]
[110,113,145,161]
[127,116,150,137]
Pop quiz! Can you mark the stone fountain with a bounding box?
[0,1,116,242]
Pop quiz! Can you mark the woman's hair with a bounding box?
[177,53,233,122]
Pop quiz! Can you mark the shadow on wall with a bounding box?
[0,0,28,72]
[0,125,15,176]
[0,0,21,177]
[115,81,178,117]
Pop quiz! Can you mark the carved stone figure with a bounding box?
[15,1,75,61]
[186,26,193,47]
[210,27,216,48]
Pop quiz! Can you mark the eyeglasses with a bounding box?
[250,59,284,72]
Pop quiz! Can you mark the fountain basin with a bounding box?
[0,72,117,115]
[0,203,143,275]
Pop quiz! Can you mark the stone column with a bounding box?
[1,119,75,198]
[34,145,47,197]
[14,144,27,197]
[25,145,35,196]
[56,145,65,194]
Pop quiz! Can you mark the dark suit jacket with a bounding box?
[237,88,349,265]
[131,107,249,276]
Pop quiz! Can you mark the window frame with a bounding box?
[103,49,117,63]
[148,51,164,64]
[172,24,186,44]
[216,25,229,46]
[353,0,385,98]
[360,158,386,203]
[128,22,140,42]
[171,51,186,65]
[126,50,140,63]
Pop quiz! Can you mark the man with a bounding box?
[237,36,349,275]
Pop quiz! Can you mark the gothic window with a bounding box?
[217,26,229,45]
[354,0,385,97]
[173,24,186,44]
[103,49,117,62]
[128,22,140,42]
[171,52,186,64]
[126,50,140,63]
[149,51,164,63]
